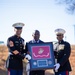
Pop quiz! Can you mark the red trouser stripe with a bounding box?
[8,69,10,75]
[66,71,69,75]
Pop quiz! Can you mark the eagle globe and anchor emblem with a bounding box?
[32,47,52,67]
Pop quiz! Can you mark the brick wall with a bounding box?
[69,45,75,75]
[0,45,75,75]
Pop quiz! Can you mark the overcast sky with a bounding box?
[0,0,75,44]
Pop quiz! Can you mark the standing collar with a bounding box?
[14,35,21,38]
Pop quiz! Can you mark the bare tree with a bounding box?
[55,0,75,14]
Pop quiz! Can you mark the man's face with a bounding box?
[14,28,22,35]
[56,34,64,41]
[33,31,40,41]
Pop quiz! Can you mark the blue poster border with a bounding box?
[27,42,55,70]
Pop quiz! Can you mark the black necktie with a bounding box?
[36,41,37,43]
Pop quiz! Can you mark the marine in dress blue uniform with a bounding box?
[25,30,45,75]
[7,22,26,75]
[54,28,72,75]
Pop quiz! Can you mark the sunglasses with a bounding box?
[57,34,63,36]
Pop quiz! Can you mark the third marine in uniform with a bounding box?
[54,28,72,75]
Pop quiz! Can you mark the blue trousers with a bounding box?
[8,69,23,75]
[55,71,69,75]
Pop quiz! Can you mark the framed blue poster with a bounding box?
[27,42,55,70]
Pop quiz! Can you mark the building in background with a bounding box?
[0,41,4,45]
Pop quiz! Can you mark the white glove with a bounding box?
[54,63,60,71]
[25,54,31,60]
